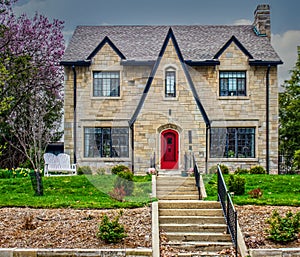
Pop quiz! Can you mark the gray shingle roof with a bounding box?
[62,25,281,63]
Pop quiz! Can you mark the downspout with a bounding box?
[72,65,77,164]
[205,125,209,174]
[130,124,134,172]
[266,65,271,174]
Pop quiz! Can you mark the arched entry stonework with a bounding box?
[158,124,182,170]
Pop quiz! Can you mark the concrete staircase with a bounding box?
[157,176,233,256]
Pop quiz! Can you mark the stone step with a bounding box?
[161,241,233,252]
[164,232,231,242]
[159,215,226,225]
[160,223,227,233]
[158,200,221,209]
[158,194,200,200]
[176,251,228,257]
[157,185,198,192]
[156,177,195,185]
[159,208,223,217]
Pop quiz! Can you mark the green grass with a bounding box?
[204,174,300,206]
[0,174,153,209]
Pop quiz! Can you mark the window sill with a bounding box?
[91,96,121,100]
[83,157,130,162]
[218,96,250,100]
[163,97,178,101]
[209,157,258,162]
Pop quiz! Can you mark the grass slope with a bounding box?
[204,174,300,206]
[0,175,152,209]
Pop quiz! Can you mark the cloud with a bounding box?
[232,19,252,25]
[272,30,300,86]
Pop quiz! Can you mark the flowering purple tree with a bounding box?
[0,0,65,195]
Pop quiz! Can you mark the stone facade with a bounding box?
[63,35,279,174]
[62,5,281,174]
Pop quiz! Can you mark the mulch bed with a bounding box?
[0,205,299,255]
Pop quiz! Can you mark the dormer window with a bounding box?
[219,71,246,96]
[165,69,176,97]
[93,71,120,97]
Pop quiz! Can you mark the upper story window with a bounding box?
[219,71,246,96]
[165,70,176,97]
[93,71,120,97]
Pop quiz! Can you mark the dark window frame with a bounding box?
[219,71,246,96]
[84,127,129,158]
[165,70,176,97]
[210,127,255,158]
[93,71,120,97]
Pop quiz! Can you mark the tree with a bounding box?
[279,48,300,173]
[0,0,65,195]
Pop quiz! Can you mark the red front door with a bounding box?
[161,129,179,169]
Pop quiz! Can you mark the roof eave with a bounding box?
[249,60,283,66]
[185,60,220,66]
[60,60,91,67]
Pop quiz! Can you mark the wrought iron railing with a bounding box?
[217,164,238,257]
[193,162,201,200]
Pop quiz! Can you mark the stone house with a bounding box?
[61,5,282,174]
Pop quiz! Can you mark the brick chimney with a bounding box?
[253,4,271,40]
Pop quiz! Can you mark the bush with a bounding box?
[97,210,127,243]
[248,188,263,198]
[111,165,130,175]
[228,174,245,195]
[219,164,229,174]
[234,167,249,175]
[77,166,92,175]
[266,210,300,243]
[114,170,134,196]
[249,166,266,174]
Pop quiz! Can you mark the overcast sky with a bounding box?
[13,0,300,86]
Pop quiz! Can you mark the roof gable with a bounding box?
[214,35,253,59]
[129,28,210,128]
[87,36,126,60]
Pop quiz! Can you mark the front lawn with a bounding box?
[204,174,300,206]
[0,174,152,209]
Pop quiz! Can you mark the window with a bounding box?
[93,71,120,97]
[210,127,255,158]
[165,70,176,97]
[219,71,246,96]
[84,127,129,158]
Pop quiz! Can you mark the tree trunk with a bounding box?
[30,170,43,196]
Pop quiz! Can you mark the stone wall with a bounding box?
[63,38,279,174]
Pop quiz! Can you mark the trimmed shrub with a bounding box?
[228,174,245,195]
[97,210,127,243]
[249,166,266,174]
[114,170,134,196]
[248,188,263,198]
[234,167,249,175]
[266,210,300,243]
[77,166,92,175]
[111,165,130,175]
[219,164,229,174]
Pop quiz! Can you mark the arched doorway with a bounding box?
[161,129,179,169]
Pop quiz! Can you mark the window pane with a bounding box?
[219,71,246,96]
[165,71,176,97]
[93,71,120,97]
[210,127,255,158]
[84,127,129,158]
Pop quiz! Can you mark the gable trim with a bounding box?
[214,35,253,60]
[87,36,126,60]
[129,27,210,128]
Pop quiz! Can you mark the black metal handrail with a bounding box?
[217,165,238,257]
[193,163,201,200]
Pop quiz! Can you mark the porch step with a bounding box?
[160,223,227,233]
[157,177,233,256]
